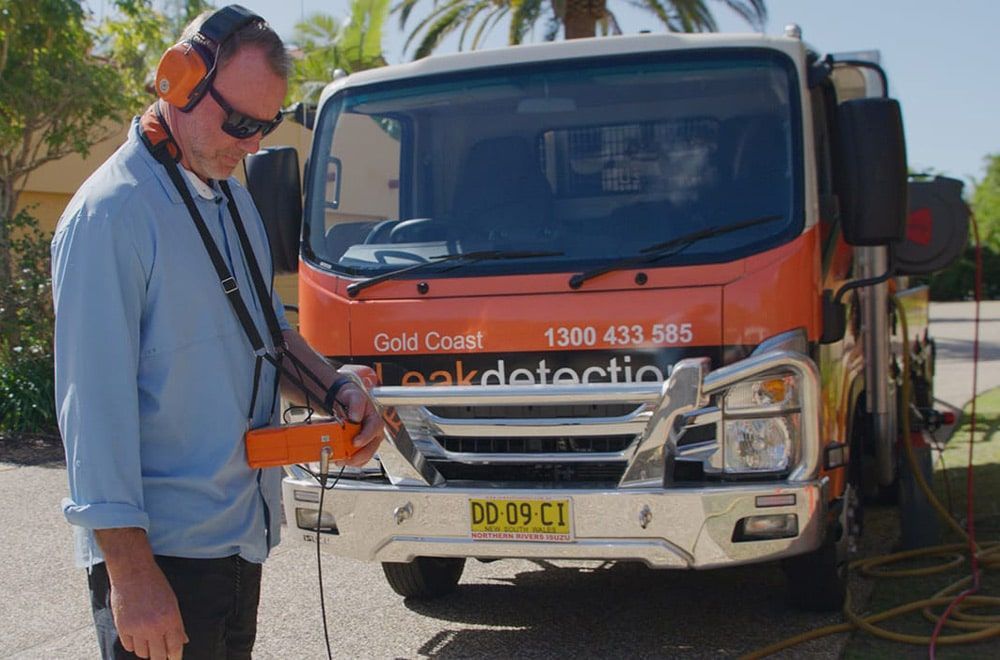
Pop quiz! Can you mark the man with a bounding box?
[51,7,383,659]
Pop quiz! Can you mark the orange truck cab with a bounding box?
[247,28,966,610]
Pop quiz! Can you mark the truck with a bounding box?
[246,27,967,611]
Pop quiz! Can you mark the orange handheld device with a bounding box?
[246,419,362,468]
[245,367,380,469]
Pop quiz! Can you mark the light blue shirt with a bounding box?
[51,118,289,568]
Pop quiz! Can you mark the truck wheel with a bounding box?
[382,557,465,599]
[782,483,858,612]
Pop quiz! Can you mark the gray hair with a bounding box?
[181,9,291,80]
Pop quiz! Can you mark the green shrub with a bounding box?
[0,208,56,434]
[0,351,56,433]
[917,245,1000,301]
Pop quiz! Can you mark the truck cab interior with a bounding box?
[305,49,803,277]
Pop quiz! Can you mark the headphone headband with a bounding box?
[154,4,264,112]
[196,4,261,47]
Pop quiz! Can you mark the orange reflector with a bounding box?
[246,420,361,468]
[759,378,787,403]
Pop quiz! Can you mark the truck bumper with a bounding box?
[282,346,830,569]
[282,477,829,568]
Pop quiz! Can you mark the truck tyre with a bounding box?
[382,557,466,599]
[782,481,858,612]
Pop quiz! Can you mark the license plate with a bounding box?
[469,497,572,542]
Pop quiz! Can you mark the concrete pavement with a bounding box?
[1,301,996,658]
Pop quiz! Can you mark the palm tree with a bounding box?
[395,0,766,60]
[288,0,389,104]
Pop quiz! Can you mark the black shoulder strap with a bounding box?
[214,180,340,412]
[160,157,272,357]
[218,179,285,351]
[148,147,343,418]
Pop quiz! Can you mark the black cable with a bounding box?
[283,405,314,424]
[291,359,318,418]
[315,465,344,660]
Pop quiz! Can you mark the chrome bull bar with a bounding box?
[343,349,821,488]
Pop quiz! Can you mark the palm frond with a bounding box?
[632,0,673,30]
[509,0,545,45]
[403,0,466,54]
[598,10,622,36]
[293,12,343,46]
[472,5,510,49]
[544,15,561,41]
[414,4,467,59]
[672,0,717,32]
[394,0,422,29]
[458,3,492,50]
[718,0,767,31]
[345,0,390,63]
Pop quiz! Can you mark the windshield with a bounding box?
[303,49,803,278]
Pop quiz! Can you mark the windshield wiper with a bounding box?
[568,214,784,290]
[347,250,563,297]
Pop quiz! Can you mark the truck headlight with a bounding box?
[723,415,798,472]
[721,374,800,474]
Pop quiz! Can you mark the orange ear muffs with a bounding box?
[153,5,263,113]
[155,41,214,111]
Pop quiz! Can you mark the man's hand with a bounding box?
[279,331,386,467]
[96,529,188,660]
[333,366,385,467]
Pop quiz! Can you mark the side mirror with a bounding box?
[835,97,908,246]
[245,147,302,274]
[287,101,316,130]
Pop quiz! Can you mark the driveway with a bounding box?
[2,301,996,658]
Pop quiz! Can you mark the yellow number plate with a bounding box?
[469,498,572,542]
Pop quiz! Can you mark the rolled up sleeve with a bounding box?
[52,204,149,532]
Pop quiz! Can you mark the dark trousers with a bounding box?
[88,555,262,660]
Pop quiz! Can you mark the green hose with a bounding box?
[741,295,1000,659]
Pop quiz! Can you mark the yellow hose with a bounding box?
[741,295,1000,659]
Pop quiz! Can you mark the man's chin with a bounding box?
[220,156,243,176]
[202,158,240,181]
[210,166,237,180]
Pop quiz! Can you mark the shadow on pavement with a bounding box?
[401,554,868,658]
[0,433,65,468]
[933,336,1000,362]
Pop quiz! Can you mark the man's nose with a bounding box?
[238,133,264,154]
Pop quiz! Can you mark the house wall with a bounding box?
[15,118,312,314]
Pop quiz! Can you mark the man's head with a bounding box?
[159,7,290,181]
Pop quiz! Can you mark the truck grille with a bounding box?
[391,401,648,487]
[369,381,722,487]
[437,434,635,454]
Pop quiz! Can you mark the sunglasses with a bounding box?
[209,85,283,139]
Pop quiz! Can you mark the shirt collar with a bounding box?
[129,116,226,205]
[181,167,218,200]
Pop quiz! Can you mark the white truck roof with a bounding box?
[320,32,806,103]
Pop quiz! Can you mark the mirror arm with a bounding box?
[822,253,894,345]
[834,252,894,305]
